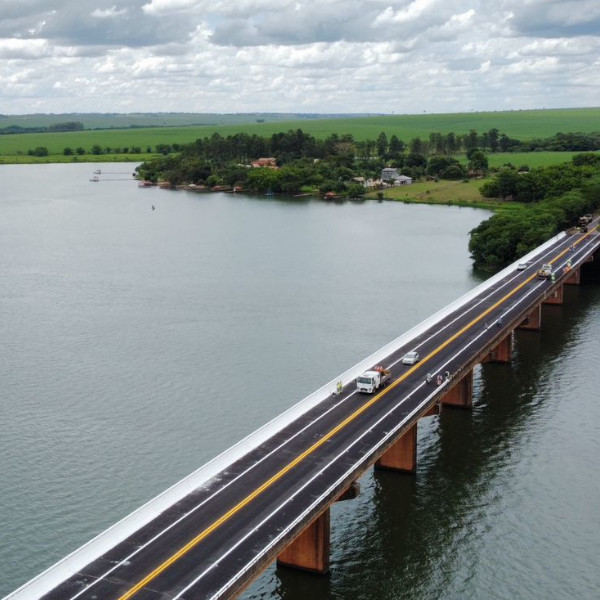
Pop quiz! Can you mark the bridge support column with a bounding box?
[519,304,541,330]
[277,509,330,574]
[564,267,581,285]
[375,423,417,473]
[481,333,512,364]
[421,401,441,418]
[336,481,360,502]
[543,284,564,305]
[441,369,473,409]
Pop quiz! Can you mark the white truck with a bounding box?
[356,365,392,394]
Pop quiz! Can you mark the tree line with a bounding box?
[2,121,84,135]
[469,153,600,270]
[135,127,504,192]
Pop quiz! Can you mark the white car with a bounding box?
[401,350,420,365]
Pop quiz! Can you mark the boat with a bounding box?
[93,169,101,175]
[89,175,99,182]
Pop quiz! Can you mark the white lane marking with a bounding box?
[66,390,360,599]
[197,275,562,599]
[181,379,443,600]
[68,233,595,599]
[398,232,596,368]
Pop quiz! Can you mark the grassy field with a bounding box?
[0,107,598,160]
[0,112,373,130]
[485,151,585,169]
[371,179,526,214]
[0,152,153,165]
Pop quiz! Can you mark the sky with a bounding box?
[0,0,599,115]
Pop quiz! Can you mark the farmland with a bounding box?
[0,107,598,162]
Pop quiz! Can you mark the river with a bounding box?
[0,163,598,599]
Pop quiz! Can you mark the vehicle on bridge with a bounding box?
[356,365,391,393]
[401,350,420,365]
[536,263,553,279]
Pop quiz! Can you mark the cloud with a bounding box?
[0,38,51,59]
[0,0,597,114]
[506,0,600,37]
[91,6,128,19]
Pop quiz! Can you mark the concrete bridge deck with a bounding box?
[6,223,600,600]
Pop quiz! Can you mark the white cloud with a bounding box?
[0,0,597,114]
[0,38,51,59]
[374,0,438,25]
[91,6,128,19]
[142,0,202,16]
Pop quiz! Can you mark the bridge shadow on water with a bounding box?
[244,283,600,600]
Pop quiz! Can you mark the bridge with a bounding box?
[6,222,600,600]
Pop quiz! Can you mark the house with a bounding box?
[381,167,401,182]
[394,175,413,185]
[251,157,278,168]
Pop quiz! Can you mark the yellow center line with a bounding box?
[118,244,577,599]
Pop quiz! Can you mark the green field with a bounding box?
[485,151,587,169]
[371,179,529,213]
[0,107,598,161]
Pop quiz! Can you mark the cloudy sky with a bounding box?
[0,0,598,115]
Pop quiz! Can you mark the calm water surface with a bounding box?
[1,164,598,599]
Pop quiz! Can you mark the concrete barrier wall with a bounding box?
[5,231,566,600]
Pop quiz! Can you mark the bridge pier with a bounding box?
[276,481,359,574]
[441,369,473,409]
[564,267,581,285]
[543,284,564,305]
[277,509,330,574]
[481,333,512,364]
[375,423,417,473]
[373,401,440,474]
[519,304,541,330]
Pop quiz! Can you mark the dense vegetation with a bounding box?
[135,128,498,194]
[468,153,600,270]
[135,127,600,195]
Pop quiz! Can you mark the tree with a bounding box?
[441,164,467,179]
[409,137,424,155]
[467,150,488,173]
[388,135,405,158]
[247,168,281,192]
[463,129,478,153]
[346,183,365,198]
[27,146,49,156]
[426,155,456,177]
[63,147,73,156]
[376,132,388,158]
[91,144,103,155]
[405,152,427,168]
[488,128,499,152]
